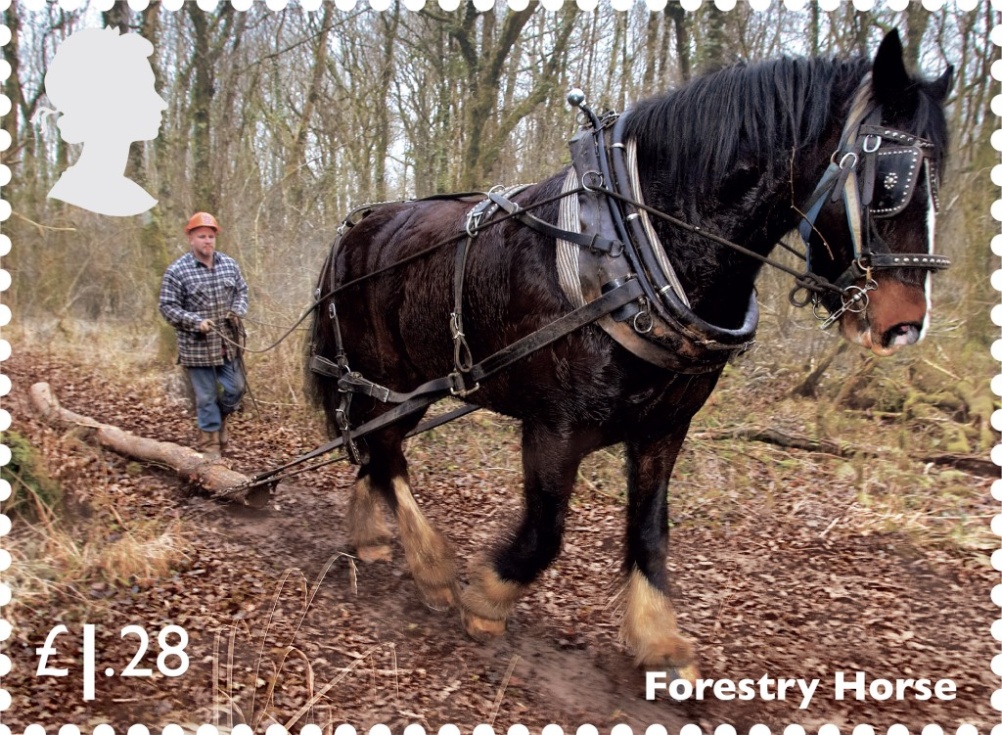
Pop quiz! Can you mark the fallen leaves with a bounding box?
[2,347,997,730]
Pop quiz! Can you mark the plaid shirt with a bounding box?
[159,251,249,367]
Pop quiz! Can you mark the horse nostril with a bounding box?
[883,323,921,349]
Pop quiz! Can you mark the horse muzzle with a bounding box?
[838,278,927,356]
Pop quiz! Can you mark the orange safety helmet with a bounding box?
[185,212,220,233]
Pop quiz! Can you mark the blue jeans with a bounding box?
[187,361,245,432]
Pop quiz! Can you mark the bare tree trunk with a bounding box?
[667,3,691,82]
[700,4,727,72]
[30,383,272,507]
[285,4,335,210]
[374,7,400,203]
[642,11,660,96]
[186,4,236,214]
[903,3,930,70]
[809,2,820,56]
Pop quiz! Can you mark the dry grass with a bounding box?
[8,514,189,626]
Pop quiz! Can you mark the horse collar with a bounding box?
[558,108,759,375]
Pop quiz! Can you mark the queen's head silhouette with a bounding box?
[44,27,167,217]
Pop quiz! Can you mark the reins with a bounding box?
[587,182,844,303]
[226,81,949,496]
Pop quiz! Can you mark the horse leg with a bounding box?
[461,423,584,640]
[347,469,394,564]
[351,429,458,611]
[620,426,698,681]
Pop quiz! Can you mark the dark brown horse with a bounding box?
[306,31,952,677]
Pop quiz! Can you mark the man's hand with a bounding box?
[225,312,241,328]
[198,319,215,334]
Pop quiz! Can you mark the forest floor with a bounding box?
[2,329,998,732]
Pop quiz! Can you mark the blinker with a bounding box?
[869,145,925,218]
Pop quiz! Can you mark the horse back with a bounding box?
[314,176,715,436]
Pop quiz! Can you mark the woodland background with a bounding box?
[3,0,996,379]
[0,2,999,729]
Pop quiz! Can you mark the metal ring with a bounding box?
[840,285,871,314]
[862,135,881,154]
[838,151,859,170]
[581,170,604,191]
[633,309,653,334]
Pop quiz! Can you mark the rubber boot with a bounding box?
[219,414,229,454]
[197,430,221,460]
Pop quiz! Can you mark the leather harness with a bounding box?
[299,82,949,469]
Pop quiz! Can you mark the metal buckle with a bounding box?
[449,371,480,398]
[862,135,881,154]
[837,151,859,170]
[466,210,483,238]
[335,400,363,464]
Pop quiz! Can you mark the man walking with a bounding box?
[159,212,248,459]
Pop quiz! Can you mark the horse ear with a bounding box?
[927,65,954,102]
[871,29,913,110]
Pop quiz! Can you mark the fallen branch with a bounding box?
[29,382,272,507]
[916,453,999,478]
[691,426,997,477]
[691,427,856,457]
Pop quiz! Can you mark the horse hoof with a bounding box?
[633,634,696,673]
[461,609,507,642]
[356,544,393,563]
[671,663,700,685]
[419,583,457,612]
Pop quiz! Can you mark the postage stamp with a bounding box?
[0,0,998,732]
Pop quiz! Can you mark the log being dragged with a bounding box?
[29,382,272,507]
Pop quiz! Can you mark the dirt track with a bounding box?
[4,351,997,731]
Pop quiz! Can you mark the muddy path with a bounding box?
[4,351,996,730]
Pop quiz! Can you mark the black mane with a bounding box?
[624,52,949,209]
[624,55,869,205]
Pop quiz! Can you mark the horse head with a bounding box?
[802,30,953,356]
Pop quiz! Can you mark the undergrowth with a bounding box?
[10,312,993,628]
[2,430,62,519]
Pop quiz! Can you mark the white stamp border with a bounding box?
[1,0,998,732]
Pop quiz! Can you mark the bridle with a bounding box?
[796,75,950,327]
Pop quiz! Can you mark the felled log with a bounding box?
[29,382,272,507]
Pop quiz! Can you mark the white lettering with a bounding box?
[714,678,736,700]
[696,678,715,700]
[870,678,894,700]
[833,672,957,702]
[797,678,820,709]
[835,670,867,700]
[669,678,693,701]
[935,679,957,700]
[911,679,931,701]
[647,671,955,705]
[36,625,70,677]
[645,671,668,701]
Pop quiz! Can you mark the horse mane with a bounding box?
[624,55,872,205]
